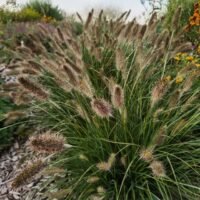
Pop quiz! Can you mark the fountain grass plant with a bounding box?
[1,7,200,200]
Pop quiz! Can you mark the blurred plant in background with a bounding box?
[23,0,64,21]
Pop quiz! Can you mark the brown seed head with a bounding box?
[18,77,48,100]
[111,84,124,109]
[12,159,45,188]
[140,147,154,162]
[91,98,112,118]
[149,160,166,177]
[28,132,65,154]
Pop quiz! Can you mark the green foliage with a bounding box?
[0,7,41,23]
[0,8,15,23]
[16,7,41,22]
[24,0,64,21]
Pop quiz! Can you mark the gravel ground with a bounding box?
[0,142,50,200]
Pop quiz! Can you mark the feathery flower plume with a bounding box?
[63,65,79,86]
[120,155,127,167]
[131,23,139,36]
[154,29,168,48]
[153,126,167,146]
[27,60,43,72]
[12,91,32,105]
[115,48,126,79]
[91,98,112,118]
[96,153,116,171]
[148,12,157,30]
[168,90,180,107]
[111,84,124,109]
[97,186,106,194]
[124,19,135,37]
[64,57,82,74]
[4,69,20,76]
[7,63,21,69]
[74,103,90,122]
[172,42,193,56]
[57,27,65,41]
[79,154,89,161]
[151,79,168,107]
[76,12,83,23]
[0,91,11,98]
[16,46,33,55]
[96,161,111,171]
[117,11,127,22]
[138,24,147,39]
[171,6,182,29]
[125,9,131,20]
[149,160,166,177]
[5,111,26,119]
[181,75,194,94]
[21,68,38,75]
[28,132,65,154]
[85,9,94,30]
[98,9,103,24]
[87,176,100,183]
[12,159,45,188]
[115,23,126,37]
[108,153,116,166]
[140,147,154,163]
[2,82,20,90]
[18,77,48,100]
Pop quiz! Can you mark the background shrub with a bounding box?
[23,0,64,21]
[16,7,41,22]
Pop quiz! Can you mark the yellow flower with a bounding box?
[176,76,184,84]
[165,75,171,81]
[174,56,181,61]
[176,52,182,56]
[185,56,194,61]
[181,53,187,57]
[195,63,200,68]
[197,46,200,54]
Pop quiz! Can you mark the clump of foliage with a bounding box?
[0,7,15,23]
[23,0,64,21]
[165,0,199,43]
[2,7,200,200]
[16,7,41,22]
[0,7,41,23]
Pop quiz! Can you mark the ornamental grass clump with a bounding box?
[2,7,200,200]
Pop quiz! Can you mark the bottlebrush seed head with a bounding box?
[18,77,48,100]
[108,153,116,166]
[151,79,168,107]
[91,98,112,118]
[111,84,124,109]
[28,132,65,154]
[97,186,106,194]
[11,159,45,188]
[149,160,166,177]
[96,161,111,171]
[140,147,154,163]
[87,176,100,183]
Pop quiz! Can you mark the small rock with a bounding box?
[12,156,18,162]
[0,186,8,195]
[13,194,20,199]
[14,143,19,149]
